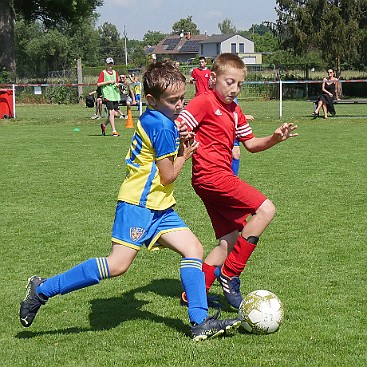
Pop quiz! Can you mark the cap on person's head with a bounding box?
[106,57,114,64]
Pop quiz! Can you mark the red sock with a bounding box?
[222,236,257,277]
[202,262,217,292]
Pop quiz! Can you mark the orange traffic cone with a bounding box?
[125,109,134,128]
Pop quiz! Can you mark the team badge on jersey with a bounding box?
[130,227,145,241]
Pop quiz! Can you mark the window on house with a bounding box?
[231,43,236,53]
[216,43,220,54]
[239,43,244,53]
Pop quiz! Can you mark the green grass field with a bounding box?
[1,101,366,366]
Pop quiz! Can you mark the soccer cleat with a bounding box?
[214,266,243,309]
[100,123,106,136]
[180,291,221,309]
[190,310,241,341]
[112,131,120,137]
[19,276,48,327]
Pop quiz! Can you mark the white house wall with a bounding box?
[201,35,256,59]
[221,35,255,53]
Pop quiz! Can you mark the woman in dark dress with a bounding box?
[313,69,339,119]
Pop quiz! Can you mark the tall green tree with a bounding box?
[98,22,124,63]
[251,32,280,53]
[68,17,101,66]
[249,23,273,36]
[143,31,167,46]
[1,0,103,79]
[0,1,16,79]
[218,18,237,34]
[275,0,367,73]
[15,20,71,78]
[172,16,200,36]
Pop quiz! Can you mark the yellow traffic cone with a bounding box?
[125,109,134,128]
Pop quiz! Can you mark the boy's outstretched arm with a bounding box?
[243,123,298,153]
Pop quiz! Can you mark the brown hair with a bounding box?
[212,53,247,77]
[143,60,186,99]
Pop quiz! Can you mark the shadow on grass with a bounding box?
[16,278,188,339]
[307,114,367,119]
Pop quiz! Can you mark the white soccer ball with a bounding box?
[238,290,284,334]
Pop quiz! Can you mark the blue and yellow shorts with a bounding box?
[111,201,188,251]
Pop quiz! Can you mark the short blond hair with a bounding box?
[212,53,247,77]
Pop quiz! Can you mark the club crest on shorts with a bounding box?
[130,227,145,241]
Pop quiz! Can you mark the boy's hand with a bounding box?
[178,138,199,160]
[274,123,298,142]
[176,121,193,141]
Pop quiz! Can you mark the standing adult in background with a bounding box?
[313,69,339,119]
[190,57,211,96]
[98,57,120,136]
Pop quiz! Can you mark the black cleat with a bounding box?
[190,310,241,341]
[20,276,48,327]
[214,266,243,309]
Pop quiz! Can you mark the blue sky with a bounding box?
[96,0,278,41]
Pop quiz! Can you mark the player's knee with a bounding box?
[187,239,204,259]
[194,239,204,259]
[257,199,276,222]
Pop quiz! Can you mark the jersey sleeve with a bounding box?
[153,128,178,160]
[97,71,105,83]
[235,106,254,141]
[176,95,207,132]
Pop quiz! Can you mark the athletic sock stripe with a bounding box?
[96,257,110,279]
[180,258,202,270]
[101,257,110,278]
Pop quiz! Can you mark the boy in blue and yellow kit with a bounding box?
[19,61,240,341]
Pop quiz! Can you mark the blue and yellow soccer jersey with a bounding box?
[118,108,180,210]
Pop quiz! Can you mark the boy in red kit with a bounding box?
[190,57,210,96]
[177,53,298,309]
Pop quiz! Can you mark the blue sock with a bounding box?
[232,158,240,176]
[37,258,110,298]
[180,258,208,325]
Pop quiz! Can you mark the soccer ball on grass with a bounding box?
[238,289,284,334]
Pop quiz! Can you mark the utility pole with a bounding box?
[76,58,83,103]
[124,26,128,66]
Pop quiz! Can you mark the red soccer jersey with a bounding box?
[177,90,254,187]
[191,67,211,96]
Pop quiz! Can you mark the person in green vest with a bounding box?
[97,57,121,137]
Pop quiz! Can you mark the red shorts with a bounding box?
[193,175,267,239]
